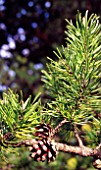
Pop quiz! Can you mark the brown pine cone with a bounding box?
[34,123,52,139]
[29,139,58,163]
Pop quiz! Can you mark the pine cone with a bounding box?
[34,123,52,139]
[93,159,101,169]
[29,139,58,163]
[30,123,58,163]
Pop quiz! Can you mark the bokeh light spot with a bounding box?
[22,48,30,56]
[34,63,44,70]
[44,1,51,8]
[44,12,49,19]
[28,1,34,7]
[20,35,26,41]
[31,22,38,28]
[21,8,27,15]
[8,70,16,77]
[0,23,6,30]
[17,27,25,34]
[0,5,6,11]
[16,12,22,18]
[0,49,12,58]
[33,36,39,43]
[1,44,9,50]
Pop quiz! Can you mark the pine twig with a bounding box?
[74,124,84,147]
[50,119,67,138]
[96,143,101,150]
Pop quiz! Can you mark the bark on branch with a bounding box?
[3,139,101,159]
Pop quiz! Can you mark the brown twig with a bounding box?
[74,124,84,147]
[50,119,67,138]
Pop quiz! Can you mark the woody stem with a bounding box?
[51,119,67,138]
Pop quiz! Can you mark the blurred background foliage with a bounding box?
[0,0,101,169]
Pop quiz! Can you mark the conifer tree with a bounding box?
[0,11,101,169]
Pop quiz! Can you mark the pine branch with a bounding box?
[1,119,100,168]
[0,11,101,169]
[42,10,101,125]
[2,138,101,160]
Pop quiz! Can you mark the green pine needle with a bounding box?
[42,11,101,125]
[0,89,42,141]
